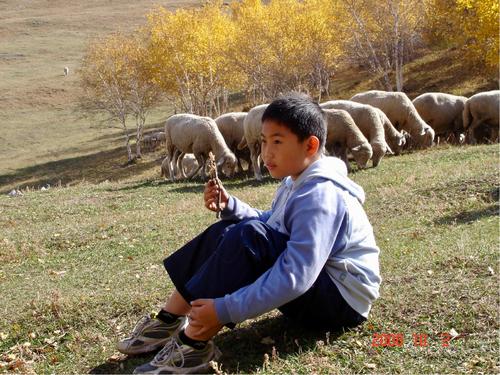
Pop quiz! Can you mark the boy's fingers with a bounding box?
[190,299,204,307]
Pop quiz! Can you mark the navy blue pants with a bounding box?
[163,219,365,331]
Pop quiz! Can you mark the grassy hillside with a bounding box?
[0,0,201,181]
[0,144,498,373]
[0,0,498,192]
[0,1,499,373]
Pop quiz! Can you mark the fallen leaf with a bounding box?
[365,363,377,369]
[108,353,123,362]
[427,270,433,275]
[449,328,459,338]
[487,266,495,275]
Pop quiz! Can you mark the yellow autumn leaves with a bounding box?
[80,0,498,121]
[425,0,499,71]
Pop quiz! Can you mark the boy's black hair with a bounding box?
[261,92,326,150]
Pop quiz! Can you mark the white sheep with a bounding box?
[320,100,390,167]
[237,104,268,180]
[63,67,69,76]
[372,107,407,155]
[161,152,200,180]
[322,108,373,171]
[462,90,500,144]
[163,114,237,181]
[351,90,435,148]
[413,92,468,142]
[214,112,251,173]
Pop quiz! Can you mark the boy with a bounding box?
[117,93,381,374]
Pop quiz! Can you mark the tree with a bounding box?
[146,1,242,116]
[126,31,163,158]
[425,0,499,73]
[339,0,424,91]
[80,32,162,161]
[228,0,342,103]
[80,33,135,162]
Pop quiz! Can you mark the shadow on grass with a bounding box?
[89,315,350,374]
[434,204,499,225]
[0,146,163,194]
[107,172,276,194]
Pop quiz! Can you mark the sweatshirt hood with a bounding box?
[289,156,365,204]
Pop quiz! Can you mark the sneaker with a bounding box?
[117,313,188,355]
[133,334,222,374]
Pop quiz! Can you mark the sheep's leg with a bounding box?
[176,152,187,179]
[187,153,204,180]
[251,142,262,180]
[236,152,243,173]
[339,146,351,172]
[466,117,482,144]
[371,144,384,168]
[199,154,207,180]
[171,149,182,180]
[160,156,169,179]
[165,146,176,181]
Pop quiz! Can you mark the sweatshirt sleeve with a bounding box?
[220,195,272,222]
[214,180,347,325]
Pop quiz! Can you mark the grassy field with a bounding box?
[0,143,498,373]
[0,0,499,373]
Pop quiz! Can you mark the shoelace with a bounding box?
[130,314,152,338]
[152,337,184,367]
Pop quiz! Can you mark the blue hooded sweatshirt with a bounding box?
[214,156,381,325]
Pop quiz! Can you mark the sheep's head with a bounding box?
[417,126,435,148]
[351,142,373,169]
[218,153,237,178]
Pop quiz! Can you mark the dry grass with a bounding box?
[0,144,498,373]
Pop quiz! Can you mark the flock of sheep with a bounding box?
[148,89,499,181]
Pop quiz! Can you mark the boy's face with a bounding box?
[261,120,319,180]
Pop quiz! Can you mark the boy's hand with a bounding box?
[204,179,229,212]
[188,299,223,340]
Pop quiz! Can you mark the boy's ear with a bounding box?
[306,136,320,155]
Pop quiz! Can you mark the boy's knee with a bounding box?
[237,219,271,243]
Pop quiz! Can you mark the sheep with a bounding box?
[63,66,69,76]
[145,131,166,151]
[163,114,237,181]
[462,90,500,144]
[237,104,268,180]
[412,93,468,143]
[161,152,200,180]
[214,112,251,173]
[322,108,373,171]
[372,107,407,155]
[320,100,391,167]
[351,90,435,148]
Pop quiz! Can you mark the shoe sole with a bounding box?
[168,346,223,374]
[118,319,189,356]
[133,346,222,374]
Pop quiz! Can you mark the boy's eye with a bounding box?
[273,140,282,144]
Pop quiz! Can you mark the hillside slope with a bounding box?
[0,1,498,192]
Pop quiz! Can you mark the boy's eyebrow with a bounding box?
[261,132,284,138]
